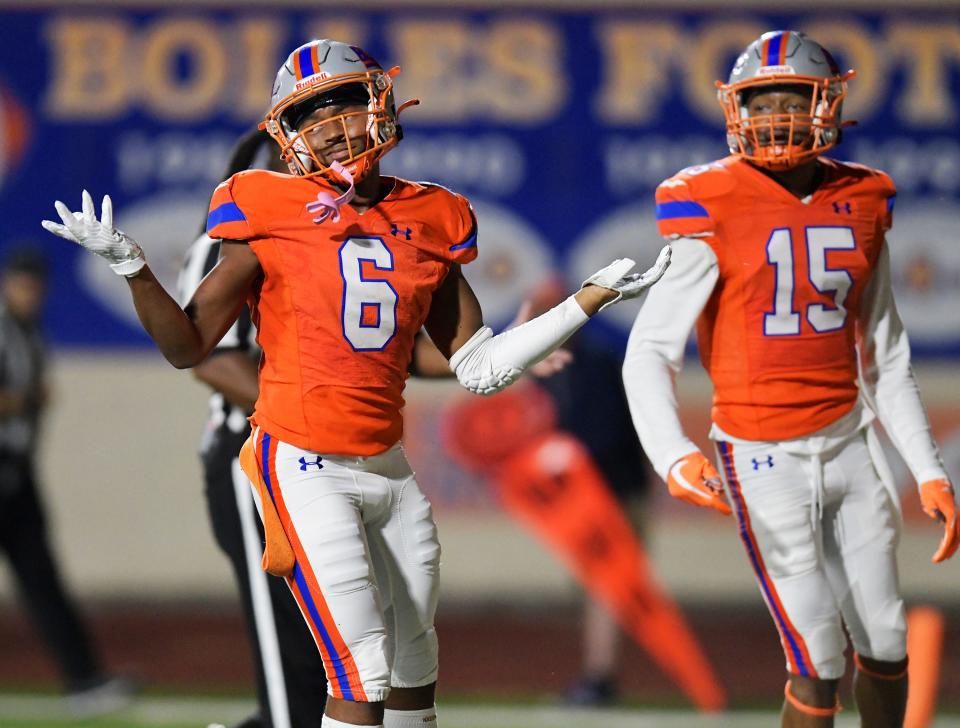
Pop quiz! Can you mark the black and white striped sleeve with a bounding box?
[177,233,255,354]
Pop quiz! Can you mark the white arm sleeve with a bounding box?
[622,237,719,480]
[449,295,589,395]
[858,240,947,484]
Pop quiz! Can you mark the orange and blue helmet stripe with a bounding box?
[293,43,322,81]
[761,31,789,67]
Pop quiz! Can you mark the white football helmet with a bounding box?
[260,39,417,183]
[716,30,855,170]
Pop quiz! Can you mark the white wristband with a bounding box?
[109,256,146,277]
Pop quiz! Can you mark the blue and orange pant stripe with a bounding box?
[717,441,818,678]
[254,430,369,702]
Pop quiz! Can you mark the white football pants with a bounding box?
[715,428,906,680]
[250,428,441,703]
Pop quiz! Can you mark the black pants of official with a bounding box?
[202,428,327,728]
[0,454,103,689]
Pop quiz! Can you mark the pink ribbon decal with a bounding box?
[305,161,356,224]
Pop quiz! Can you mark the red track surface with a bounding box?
[1,602,958,709]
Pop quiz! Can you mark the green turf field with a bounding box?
[2,694,960,728]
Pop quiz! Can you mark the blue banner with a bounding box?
[1,6,958,354]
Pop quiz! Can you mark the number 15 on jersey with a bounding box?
[764,226,856,337]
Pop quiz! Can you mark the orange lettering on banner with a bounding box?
[44,17,130,119]
[141,18,226,121]
[802,18,882,119]
[442,384,726,713]
[390,20,471,122]
[594,21,683,124]
[683,19,766,122]
[236,17,285,119]
[886,23,960,126]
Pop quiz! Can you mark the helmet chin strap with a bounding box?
[305,161,356,224]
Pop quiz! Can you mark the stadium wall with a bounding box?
[0,354,955,607]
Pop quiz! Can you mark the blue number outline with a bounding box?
[763,227,801,336]
[804,225,856,334]
[338,236,399,352]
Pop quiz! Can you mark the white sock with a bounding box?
[321,716,382,728]
[383,706,437,727]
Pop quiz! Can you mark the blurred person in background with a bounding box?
[43,38,668,728]
[516,284,649,707]
[0,247,136,716]
[547,332,649,707]
[623,30,957,728]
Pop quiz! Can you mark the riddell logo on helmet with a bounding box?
[758,65,796,75]
[294,73,331,91]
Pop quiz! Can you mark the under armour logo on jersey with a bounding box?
[299,456,324,471]
[391,223,412,240]
[751,455,775,470]
[832,201,852,214]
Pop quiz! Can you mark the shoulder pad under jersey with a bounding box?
[654,158,738,240]
[825,159,897,231]
[391,180,478,264]
[206,169,282,241]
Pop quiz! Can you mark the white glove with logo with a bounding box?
[581,244,672,311]
[41,190,146,277]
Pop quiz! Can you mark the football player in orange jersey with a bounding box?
[622,30,958,728]
[42,40,670,728]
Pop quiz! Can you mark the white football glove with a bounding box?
[581,244,672,312]
[41,190,146,277]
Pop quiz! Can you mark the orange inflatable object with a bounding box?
[442,385,726,712]
[441,382,557,471]
[905,605,945,728]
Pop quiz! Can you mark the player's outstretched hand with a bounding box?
[667,451,732,516]
[919,478,960,563]
[581,245,672,312]
[42,190,146,277]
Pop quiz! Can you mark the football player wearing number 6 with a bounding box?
[42,40,669,728]
[622,30,957,728]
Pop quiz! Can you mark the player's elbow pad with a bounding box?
[448,295,589,395]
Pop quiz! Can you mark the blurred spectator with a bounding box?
[0,246,135,716]
[539,331,649,706]
[511,283,649,706]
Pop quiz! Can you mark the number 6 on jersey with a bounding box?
[340,237,398,350]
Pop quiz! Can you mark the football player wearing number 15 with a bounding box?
[42,40,670,728]
[622,30,958,728]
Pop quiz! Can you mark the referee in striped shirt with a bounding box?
[178,130,327,728]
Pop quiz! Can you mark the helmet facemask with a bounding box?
[263,71,402,186]
[717,74,853,171]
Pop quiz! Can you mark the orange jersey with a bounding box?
[207,171,478,456]
[655,156,896,441]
